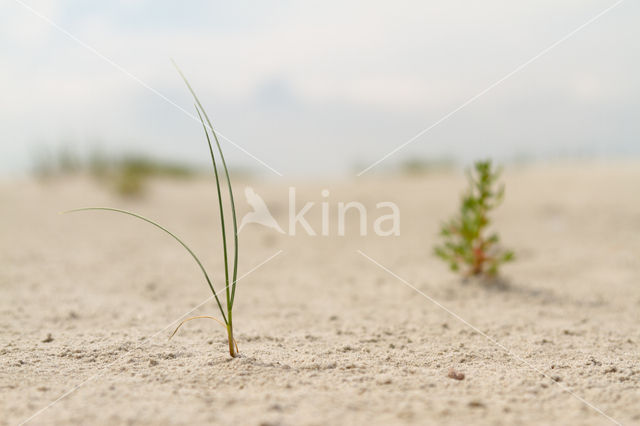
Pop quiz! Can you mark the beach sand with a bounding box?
[1,162,639,425]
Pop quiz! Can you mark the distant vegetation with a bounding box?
[435,160,514,278]
[32,147,197,197]
[350,156,456,176]
[398,157,456,175]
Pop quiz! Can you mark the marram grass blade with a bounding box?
[171,60,239,310]
[194,105,232,313]
[64,65,243,357]
[64,207,228,325]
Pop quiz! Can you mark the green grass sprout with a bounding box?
[65,64,241,357]
[434,160,514,278]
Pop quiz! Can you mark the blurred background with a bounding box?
[1,0,638,178]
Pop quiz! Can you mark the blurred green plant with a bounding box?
[32,147,196,197]
[57,145,82,174]
[110,156,195,197]
[435,160,514,277]
[399,157,455,175]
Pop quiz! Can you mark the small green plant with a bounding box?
[435,160,514,278]
[65,64,240,357]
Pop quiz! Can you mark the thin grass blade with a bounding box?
[64,207,228,324]
[171,61,240,310]
[193,106,232,313]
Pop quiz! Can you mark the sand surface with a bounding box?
[1,163,639,425]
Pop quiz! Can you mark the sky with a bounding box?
[1,0,638,177]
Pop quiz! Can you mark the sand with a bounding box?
[1,162,639,425]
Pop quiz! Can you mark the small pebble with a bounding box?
[448,368,465,380]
